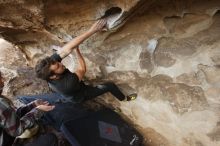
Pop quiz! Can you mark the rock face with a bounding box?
[0,0,220,146]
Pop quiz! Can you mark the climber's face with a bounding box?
[49,61,66,80]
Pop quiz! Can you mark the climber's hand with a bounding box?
[36,103,55,112]
[89,19,107,33]
[33,99,49,107]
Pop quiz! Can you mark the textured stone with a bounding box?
[176,72,202,86]
[0,39,49,98]
[208,121,220,141]
[198,64,220,85]
[140,128,171,146]
[0,0,220,146]
[8,67,50,97]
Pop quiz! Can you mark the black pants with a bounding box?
[18,82,126,104]
[23,133,58,146]
[82,82,126,101]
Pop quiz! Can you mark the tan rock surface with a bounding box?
[0,0,220,146]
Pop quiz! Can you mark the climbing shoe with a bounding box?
[113,107,122,113]
[126,93,137,101]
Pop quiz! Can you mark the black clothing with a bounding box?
[22,133,58,146]
[82,82,125,101]
[49,53,125,102]
[49,69,86,102]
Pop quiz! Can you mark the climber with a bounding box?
[34,18,137,104]
[0,71,58,146]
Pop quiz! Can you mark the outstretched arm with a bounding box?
[16,99,50,118]
[75,47,86,81]
[57,19,106,59]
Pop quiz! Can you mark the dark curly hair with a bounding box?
[35,57,56,81]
